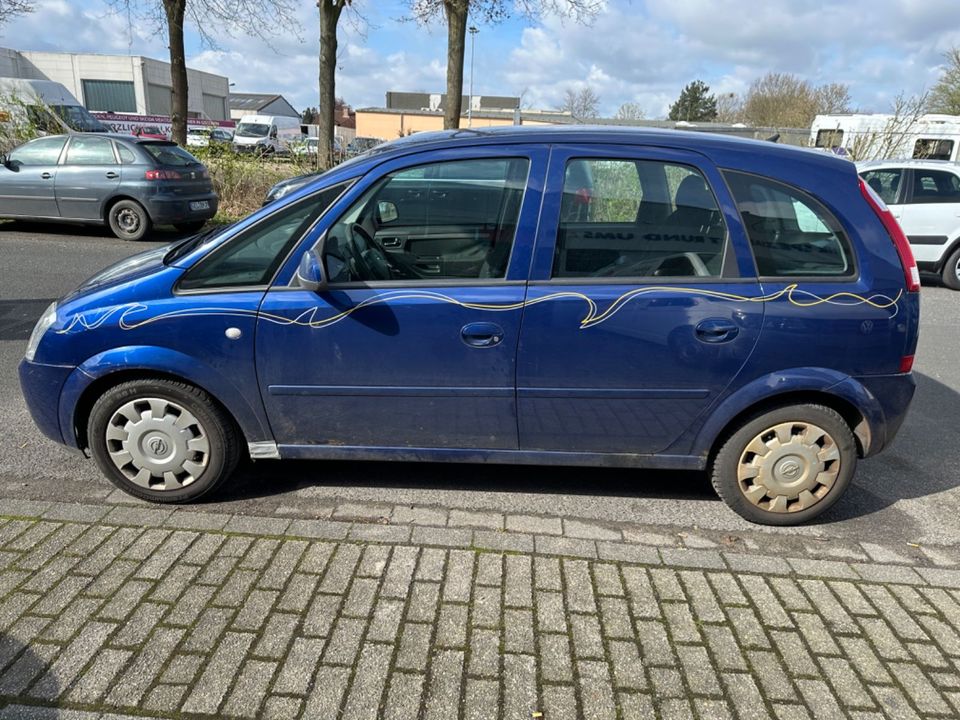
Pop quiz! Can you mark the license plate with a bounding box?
[190,200,210,211]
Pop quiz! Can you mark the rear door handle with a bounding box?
[695,318,739,343]
[461,322,504,348]
[106,171,119,179]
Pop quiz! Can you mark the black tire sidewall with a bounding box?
[942,246,960,290]
[88,380,237,503]
[108,200,151,241]
[711,404,857,526]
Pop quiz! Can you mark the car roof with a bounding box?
[857,158,960,170]
[34,132,175,144]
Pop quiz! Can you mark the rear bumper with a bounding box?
[854,372,916,456]
[18,359,75,446]
[145,193,219,225]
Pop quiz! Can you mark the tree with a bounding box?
[928,47,960,116]
[109,0,301,146]
[741,72,851,128]
[301,106,319,124]
[668,80,717,122]
[715,92,744,124]
[318,1,355,168]
[614,102,644,121]
[406,1,601,129]
[561,87,600,121]
[846,93,928,161]
[0,0,33,25]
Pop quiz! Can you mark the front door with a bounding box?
[0,135,66,217]
[256,148,547,450]
[55,136,121,220]
[517,146,763,455]
[895,166,960,266]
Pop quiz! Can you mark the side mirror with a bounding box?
[377,201,398,224]
[297,248,327,292]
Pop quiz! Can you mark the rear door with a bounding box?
[0,135,65,218]
[895,166,960,265]
[54,135,121,220]
[516,145,763,455]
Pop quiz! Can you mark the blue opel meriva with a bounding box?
[19,127,920,525]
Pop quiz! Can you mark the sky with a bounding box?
[4,0,960,119]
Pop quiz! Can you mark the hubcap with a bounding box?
[105,397,209,491]
[116,208,140,233]
[737,421,840,514]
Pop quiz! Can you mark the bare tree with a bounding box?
[928,47,960,116]
[318,0,353,168]
[0,0,33,25]
[846,93,928,162]
[614,102,644,121]
[561,87,600,121]
[109,0,303,146]
[715,92,744,124]
[405,0,601,129]
[742,72,852,128]
[814,83,853,114]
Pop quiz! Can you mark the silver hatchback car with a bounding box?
[0,133,218,240]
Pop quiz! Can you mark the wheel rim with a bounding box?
[954,255,960,283]
[105,397,210,491]
[736,421,840,514]
[116,207,140,235]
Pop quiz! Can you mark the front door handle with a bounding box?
[40,172,52,179]
[695,318,739,343]
[461,322,504,348]
[106,171,119,179]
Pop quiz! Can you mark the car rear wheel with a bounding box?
[711,404,857,525]
[941,245,960,290]
[88,379,240,503]
[108,199,151,241]
[175,220,206,234]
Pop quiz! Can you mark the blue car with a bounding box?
[19,127,920,525]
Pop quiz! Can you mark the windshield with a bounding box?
[236,122,269,138]
[51,105,107,132]
[141,142,201,166]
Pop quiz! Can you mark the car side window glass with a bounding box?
[909,169,960,204]
[552,158,727,279]
[8,136,67,166]
[860,169,901,205]
[724,171,854,278]
[179,182,350,291]
[324,157,530,283]
[64,136,117,165]
[116,144,137,164]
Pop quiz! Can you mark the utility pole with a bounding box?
[468,25,478,128]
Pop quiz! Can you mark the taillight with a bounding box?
[144,169,182,180]
[899,355,915,373]
[859,177,920,292]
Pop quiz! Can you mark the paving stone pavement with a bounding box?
[1,503,960,719]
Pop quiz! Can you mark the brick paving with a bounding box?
[0,503,959,718]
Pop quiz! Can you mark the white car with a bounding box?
[859,159,960,289]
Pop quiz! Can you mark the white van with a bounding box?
[0,77,107,133]
[232,114,301,155]
[812,113,960,162]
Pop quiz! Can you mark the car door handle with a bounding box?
[695,318,739,343]
[106,171,119,179]
[40,172,52,179]
[461,322,504,348]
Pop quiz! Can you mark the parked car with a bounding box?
[346,136,381,156]
[291,136,345,162]
[19,126,920,525]
[187,127,234,148]
[858,159,960,289]
[0,133,217,240]
[134,126,167,141]
[233,114,301,155]
[263,170,321,204]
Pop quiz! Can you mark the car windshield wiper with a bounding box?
[163,223,233,265]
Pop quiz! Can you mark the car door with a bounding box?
[255,146,547,450]
[54,136,122,220]
[516,145,763,455]
[894,167,960,266]
[0,135,66,218]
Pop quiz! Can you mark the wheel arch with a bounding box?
[102,194,148,223]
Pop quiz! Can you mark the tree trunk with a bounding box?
[318,0,343,170]
[443,0,468,130]
[164,0,188,147]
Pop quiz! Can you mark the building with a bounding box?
[0,47,230,120]
[228,92,300,121]
[385,91,520,113]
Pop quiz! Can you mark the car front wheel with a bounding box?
[88,379,240,503]
[711,404,857,525]
[941,245,960,290]
[107,199,151,241]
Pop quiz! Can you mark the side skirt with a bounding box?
[273,444,707,471]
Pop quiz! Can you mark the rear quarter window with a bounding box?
[724,171,855,279]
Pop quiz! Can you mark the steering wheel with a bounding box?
[350,223,391,280]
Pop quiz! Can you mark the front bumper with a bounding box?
[145,193,219,225]
[18,359,75,446]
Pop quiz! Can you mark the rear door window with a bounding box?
[552,158,727,278]
[724,171,854,278]
[907,168,960,204]
[860,169,902,205]
[64,136,117,165]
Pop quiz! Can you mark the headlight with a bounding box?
[25,302,57,362]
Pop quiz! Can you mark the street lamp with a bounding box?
[468,26,479,127]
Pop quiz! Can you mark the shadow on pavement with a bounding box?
[0,219,193,243]
[0,632,59,715]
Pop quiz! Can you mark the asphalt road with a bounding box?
[2,221,959,547]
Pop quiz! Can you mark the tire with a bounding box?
[941,245,960,290]
[175,220,206,234]
[710,403,857,526]
[107,199,151,241]
[88,379,241,504]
